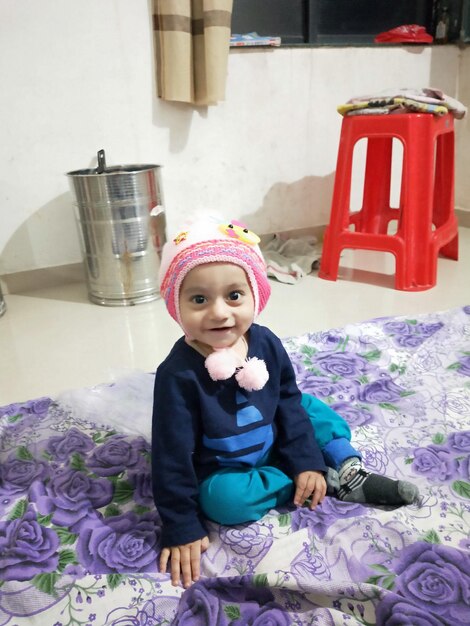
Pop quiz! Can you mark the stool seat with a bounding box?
[318,112,458,291]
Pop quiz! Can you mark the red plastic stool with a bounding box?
[318,112,458,291]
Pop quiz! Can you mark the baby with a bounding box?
[152,218,419,588]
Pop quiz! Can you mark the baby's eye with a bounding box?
[191,295,206,304]
[228,291,242,301]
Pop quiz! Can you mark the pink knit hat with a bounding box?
[159,217,271,328]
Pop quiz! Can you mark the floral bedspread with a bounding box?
[1,306,469,625]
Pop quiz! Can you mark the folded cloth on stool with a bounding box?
[337,87,467,119]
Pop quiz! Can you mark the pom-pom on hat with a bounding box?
[159,217,271,328]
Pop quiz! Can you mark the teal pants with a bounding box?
[199,394,360,525]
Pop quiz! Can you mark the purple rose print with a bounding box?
[463,305,470,315]
[416,322,444,337]
[0,509,59,581]
[86,436,147,477]
[317,331,344,348]
[46,427,95,461]
[128,471,154,507]
[174,579,289,626]
[456,356,470,377]
[298,374,356,400]
[376,593,445,626]
[222,525,273,559]
[447,430,470,453]
[390,542,470,625]
[249,602,292,626]
[0,402,23,418]
[360,446,388,475]
[358,378,406,404]
[383,321,412,335]
[291,544,330,589]
[411,445,458,482]
[76,512,159,573]
[0,453,49,495]
[135,599,167,625]
[62,564,86,579]
[1,398,52,418]
[173,582,225,625]
[296,374,339,398]
[347,521,406,583]
[203,576,275,606]
[393,334,425,348]
[455,455,470,480]
[119,597,182,626]
[330,402,375,428]
[314,352,370,378]
[459,536,470,552]
[30,468,113,530]
[384,320,443,349]
[25,397,52,415]
[291,498,365,539]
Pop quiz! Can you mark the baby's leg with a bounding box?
[301,394,419,506]
[333,454,419,505]
[199,466,293,525]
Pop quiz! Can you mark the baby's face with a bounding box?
[179,262,255,350]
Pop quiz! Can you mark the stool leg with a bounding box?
[396,133,436,290]
[319,226,341,281]
[357,137,394,233]
[433,131,458,261]
[319,125,356,281]
[440,231,459,259]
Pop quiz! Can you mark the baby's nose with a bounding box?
[210,298,229,319]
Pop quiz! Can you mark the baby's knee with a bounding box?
[199,466,293,525]
[199,473,250,525]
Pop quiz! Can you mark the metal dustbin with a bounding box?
[0,285,6,317]
[67,150,166,306]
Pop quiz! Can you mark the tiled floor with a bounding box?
[1,228,469,406]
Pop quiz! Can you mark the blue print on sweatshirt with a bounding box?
[203,423,272,452]
[216,427,274,466]
[202,393,272,466]
[236,406,264,427]
[235,390,263,427]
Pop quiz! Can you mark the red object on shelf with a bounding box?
[319,113,458,291]
[374,24,433,44]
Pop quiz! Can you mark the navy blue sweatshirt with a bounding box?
[151,323,327,547]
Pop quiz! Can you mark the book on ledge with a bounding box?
[230,32,281,47]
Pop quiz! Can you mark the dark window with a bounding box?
[463,0,470,41]
[231,0,464,45]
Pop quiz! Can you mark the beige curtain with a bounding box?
[153,0,233,106]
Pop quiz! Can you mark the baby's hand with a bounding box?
[294,470,327,510]
[159,536,209,588]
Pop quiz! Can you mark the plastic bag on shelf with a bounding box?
[374,24,433,44]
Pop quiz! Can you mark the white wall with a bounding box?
[456,47,470,212]
[0,0,466,276]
